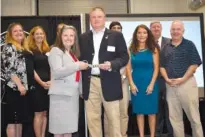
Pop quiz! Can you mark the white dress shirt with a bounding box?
[91,28,105,75]
[158,36,162,49]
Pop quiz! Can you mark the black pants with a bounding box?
[156,77,173,136]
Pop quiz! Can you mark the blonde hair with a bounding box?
[5,23,29,51]
[27,26,50,53]
[150,21,162,28]
[89,7,106,15]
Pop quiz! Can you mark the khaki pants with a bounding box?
[166,76,204,137]
[85,77,122,137]
[104,79,129,137]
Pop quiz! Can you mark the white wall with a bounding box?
[39,0,127,15]
[2,0,36,16]
[130,0,205,33]
[2,0,204,18]
[130,0,204,13]
[1,0,204,33]
[1,0,204,36]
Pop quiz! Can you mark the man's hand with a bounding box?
[121,75,126,83]
[172,78,185,86]
[99,61,111,71]
[166,78,174,86]
[166,77,185,87]
[80,94,83,99]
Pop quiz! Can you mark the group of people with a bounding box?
[1,6,204,137]
[1,23,53,137]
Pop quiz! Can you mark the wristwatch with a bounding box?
[122,75,126,80]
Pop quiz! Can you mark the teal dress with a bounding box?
[131,49,158,114]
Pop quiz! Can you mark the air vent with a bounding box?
[189,0,205,10]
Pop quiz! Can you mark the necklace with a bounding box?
[138,48,148,52]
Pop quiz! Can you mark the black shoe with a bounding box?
[167,134,174,137]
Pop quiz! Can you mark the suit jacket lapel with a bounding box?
[161,37,166,50]
[88,30,94,55]
[99,28,110,62]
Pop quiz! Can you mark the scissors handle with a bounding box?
[83,60,88,63]
[88,64,100,68]
[91,64,100,68]
[82,60,99,68]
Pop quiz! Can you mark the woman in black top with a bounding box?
[1,23,35,137]
[28,26,50,137]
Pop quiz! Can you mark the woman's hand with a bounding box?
[77,61,89,70]
[45,81,51,86]
[146,83,154,95]
[130,83,138,96]
[41,81,50,89]
[18,84,26,96]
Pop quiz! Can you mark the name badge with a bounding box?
[107,46,115,52]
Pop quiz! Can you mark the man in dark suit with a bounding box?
[150,21,173,137]
[79,7,129,137]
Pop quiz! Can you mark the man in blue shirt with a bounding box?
[160,20,203,137]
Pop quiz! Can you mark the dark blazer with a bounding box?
[161,37,170,51]
[159,36,170,92]
[79,28,129,101]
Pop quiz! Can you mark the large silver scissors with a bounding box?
[83,60,100,68]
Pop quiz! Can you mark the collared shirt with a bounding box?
[160,38,202,79]
[158,36,162,49]
[91,27,105,75]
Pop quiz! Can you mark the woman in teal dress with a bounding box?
[127,24,159,137]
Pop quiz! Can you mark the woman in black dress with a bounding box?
[28,26,50,137]
[1,23,35,137]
